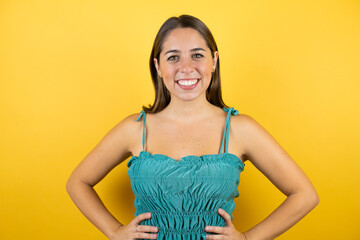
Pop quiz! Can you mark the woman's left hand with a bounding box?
[204,208,247,240]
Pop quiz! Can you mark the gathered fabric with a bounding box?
[127,107,245,240]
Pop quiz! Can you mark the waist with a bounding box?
[136,209,227,237]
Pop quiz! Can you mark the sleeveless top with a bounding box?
[127,107,245,240]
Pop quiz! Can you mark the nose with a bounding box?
[179,58,194,74]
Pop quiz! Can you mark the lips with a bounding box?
[177,79,198,86]
[175,78,200,90]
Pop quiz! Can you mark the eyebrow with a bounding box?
[164,48,206,55]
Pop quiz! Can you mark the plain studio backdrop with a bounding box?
[0,0,359,239]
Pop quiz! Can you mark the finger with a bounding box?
[134,232,157,239]
[218,208,232,226]
[136,225,158,233]
[131,212,152,225]
[205,225,226,234]
[205,234,226,240]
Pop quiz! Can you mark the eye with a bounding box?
[192,53,203,58]
[167,55,179,61]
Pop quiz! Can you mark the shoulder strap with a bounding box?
[219,107,239,154]
[136,110,146,151]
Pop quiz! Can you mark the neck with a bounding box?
[162,94,215,121]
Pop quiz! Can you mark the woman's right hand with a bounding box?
[110,212,158,240]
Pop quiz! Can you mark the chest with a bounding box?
[145,117,225,158]
[127,151,244,197]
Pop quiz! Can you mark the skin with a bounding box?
[66,27,319,240]
[154,27,218,103]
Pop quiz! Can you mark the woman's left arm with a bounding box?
[234,114,319,240]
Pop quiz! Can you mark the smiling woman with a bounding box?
[147,15,225,113]
[154,27,218,102]
[66,14,319,240]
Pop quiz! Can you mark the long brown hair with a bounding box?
[143,14,228,113]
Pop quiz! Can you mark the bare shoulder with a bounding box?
[111,112,141,133]
[230,113,273,161]
[105,112,142,150]
[231,113,274,142]
[86,112,143,162]
[231,113,262,133]
[66,112,143,187]
[231,112,291,164]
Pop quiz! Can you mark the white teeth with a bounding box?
[177,79,199,86]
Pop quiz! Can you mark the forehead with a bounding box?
[161,28,209,53]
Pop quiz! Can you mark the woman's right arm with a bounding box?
[66,114,157,239]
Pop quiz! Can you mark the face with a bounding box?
[154,27,218,102]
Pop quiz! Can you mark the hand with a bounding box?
[110,212,158,240]
[204,208,247,240]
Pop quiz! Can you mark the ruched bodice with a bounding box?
[127,107,245,239]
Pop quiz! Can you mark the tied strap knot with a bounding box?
[222,107,239,116]
[136,110,146,121]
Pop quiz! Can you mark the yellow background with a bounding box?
[1,0,359,239]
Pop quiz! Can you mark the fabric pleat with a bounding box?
[127,151,244,240]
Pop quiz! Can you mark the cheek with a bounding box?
[163,72,176,85]
[161,64,176,78]
[199,64,212,77]
[198,60,212,71]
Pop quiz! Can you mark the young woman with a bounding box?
[66,15,319,240]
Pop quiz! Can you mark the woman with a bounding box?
[66,15,319,240]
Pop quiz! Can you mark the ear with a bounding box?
[212,51,219,71]
[153,58,162,78]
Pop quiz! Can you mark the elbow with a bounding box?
[290,187,319,211]
[305,188,320,211]
[311,190,320,208]
[66,174,92,196]
[66,174,78,195]
[66,177,73,195]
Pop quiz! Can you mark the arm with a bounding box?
[234,115,319,240]
[66,114,139,239]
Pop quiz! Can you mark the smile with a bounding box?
[176,78,199,86]
[177,79,199,86]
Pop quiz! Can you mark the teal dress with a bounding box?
[127,107,245,239]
